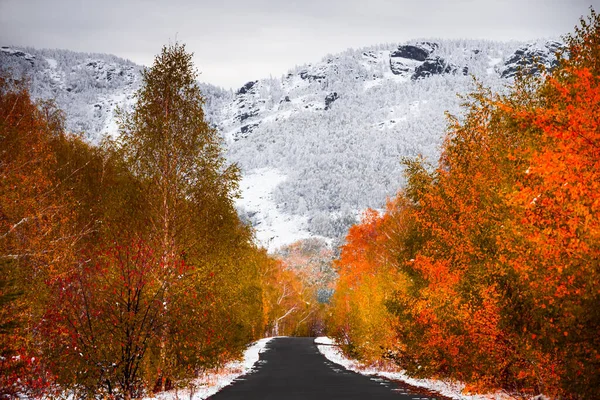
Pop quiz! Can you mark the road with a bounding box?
[209,337,443,400]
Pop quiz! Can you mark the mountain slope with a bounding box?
[1,39,562,251]
[219,39,561,244]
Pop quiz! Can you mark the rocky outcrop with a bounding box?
[391,45,429,61]
[324,92,339,110]
[83,60,136,84]
[389,59,414,75]
[233,122,261,141]
[389,42,439,75]
[362,51,379,64]
[300,70,326,82]
[390,42,438,61]
[1,46,36,66]
[233,81,262,126]
[501,41,564,79]
[412,57,458,80]
[237,110,259,123]
[237,80,258,95]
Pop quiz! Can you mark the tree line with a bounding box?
[0,43,317,399]
[328,10,599,399]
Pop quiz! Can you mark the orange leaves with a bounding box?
[0,77,68,397]
[335,209,381,286]
[330,209,393,357]
[329,9,600,398]
[504,60,600,367]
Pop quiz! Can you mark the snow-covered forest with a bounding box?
[1,38,561,247]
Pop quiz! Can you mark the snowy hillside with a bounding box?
[215,39,562,242]
[1,39,562,250]
[0,46,141,142]
[0,46,231,142]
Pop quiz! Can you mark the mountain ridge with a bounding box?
[1,38,562,251]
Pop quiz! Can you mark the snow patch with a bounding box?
[487,56,502,75]
[409,100,427,115]
[148,337,273,400]
[375,117,406,130]
[314,336,335,345]
[45,57,57,69]
[42,57,66,88]
[363,78,382,90]
[98,90,136,141]
[236,168,315,252]
[315,337,514,400]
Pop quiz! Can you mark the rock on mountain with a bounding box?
[1,39,563,251]
[412,56,462,80]
[391,42,437,61]
[1,46,36,65]
[387,42,464,80]
[500,40,564,78]
[389,42,438,76]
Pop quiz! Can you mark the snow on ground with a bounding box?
[261,109,294,124]
[363,78,382,90]
[375,117,407,130]
[314,337,515,400]
[44,60,66,88]
[236,168,317,252]
[487,56,502,75]
[45,57,58,69]
[99,90,137,142]
[148,337,273,400]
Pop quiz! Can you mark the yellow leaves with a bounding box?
[328,206,408,362]
[1,46,288,397]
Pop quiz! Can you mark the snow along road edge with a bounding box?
[148,337,273,400]
[314,337,516,400]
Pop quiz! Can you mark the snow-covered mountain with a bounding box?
[0,39,562,251]
[1,46,141,141]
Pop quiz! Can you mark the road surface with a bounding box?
[209,337,443,399]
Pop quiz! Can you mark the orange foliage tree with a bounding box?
[329,9,600,398]
[496,11,600,394]
[0,76,69,397]
[329,206,407,361]
[277,238,336,335]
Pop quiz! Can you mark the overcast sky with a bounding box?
[1,0,596,89]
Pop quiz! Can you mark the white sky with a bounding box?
[1,0,596,90]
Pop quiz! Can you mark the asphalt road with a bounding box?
[208,337,442,400]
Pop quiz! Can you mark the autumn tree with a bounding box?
[118,42,240,263]
[0,76,71,397]
[277,238,336,335]
[329,207,406,361]
[329,9,600,399]
[1,43,276,398]
[115,42,261,393]
[496,9,600,396]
